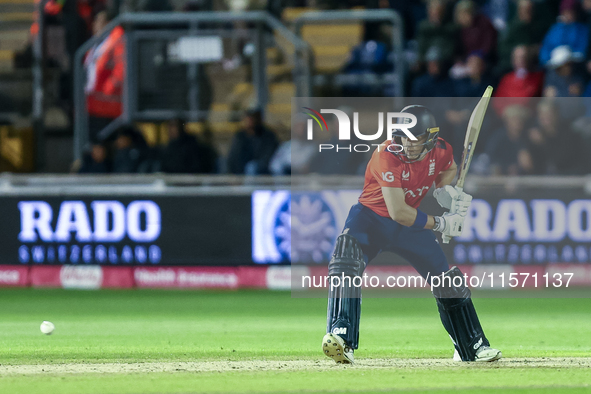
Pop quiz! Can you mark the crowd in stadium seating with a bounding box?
[78,120,219,173]
[25,0,591,175]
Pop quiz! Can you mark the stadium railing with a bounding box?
[72,11,313,162]
[1,173,589,193]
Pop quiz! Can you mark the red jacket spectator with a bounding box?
[85,24,125,119]
[31,0,104,36]
[493,45,544,115]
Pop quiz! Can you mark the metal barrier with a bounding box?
[1,174,590,195]
[73,11,313,161]
[293,9,405,97]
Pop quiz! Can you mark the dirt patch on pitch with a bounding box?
[1,357,590,375]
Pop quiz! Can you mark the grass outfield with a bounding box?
[0,289,590,393]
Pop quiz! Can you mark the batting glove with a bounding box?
[433,185,472,216]
[433,212,465,238]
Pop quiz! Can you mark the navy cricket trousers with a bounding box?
[343,203,450,279]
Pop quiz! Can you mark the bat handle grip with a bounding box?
[442,234,451,244]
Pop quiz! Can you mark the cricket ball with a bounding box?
[40,321,55,335]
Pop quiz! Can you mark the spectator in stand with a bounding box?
[30,0,102,40]
[138,0,173,11]
[416,0,458,69]
[270,114,316,176]
[411,46,456,97]
[78,141,110,173]
[485,105,534,175]
[481,0,511,31]
[85,10,125,140]
[493,45,545,116]
[583,0,591,22]
[544,45,585,98]
[455,51,496,97]
[454,0,497,62]
[380,0,428,41]
[111,125,148,173]
[341,22,390,97]
[527,98,588,174]
[447,51,495,162]
[582,0,591,74]
[227,109,278,175]
[160,119,214,174]
[497,0,550,74]
[572,81,591,149]
[539,0,589,66]
[196,123,220,174]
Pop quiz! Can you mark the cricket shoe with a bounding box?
[322,333,354,364]
[453,346,502,362]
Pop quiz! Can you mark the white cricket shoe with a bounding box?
[475,345,502,362]
[453,346,502,362]
[322,333,354,364]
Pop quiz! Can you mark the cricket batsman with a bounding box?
[322,105,501,364]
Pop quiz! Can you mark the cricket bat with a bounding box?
[442,85,493,244]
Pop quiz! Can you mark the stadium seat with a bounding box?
[0,50,14,73]
[300,23,363,73]
[0,124,34,172]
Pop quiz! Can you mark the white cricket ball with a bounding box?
[40,321,55,335]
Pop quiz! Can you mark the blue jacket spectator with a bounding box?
[539,0,589,65]
[341,22,391,97]
[411,46,456,97]
[343,42,389,75]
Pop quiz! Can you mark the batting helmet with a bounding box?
[391,105,440,163]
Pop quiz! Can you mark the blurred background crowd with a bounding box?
[1,0,591,176]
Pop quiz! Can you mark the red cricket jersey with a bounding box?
[359,138,454,217]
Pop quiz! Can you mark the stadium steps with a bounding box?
[0,12,34,24]
[0,29,29,50]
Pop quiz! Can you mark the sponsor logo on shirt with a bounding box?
[381,172,395,182]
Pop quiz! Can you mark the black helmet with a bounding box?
[391,105,439,163]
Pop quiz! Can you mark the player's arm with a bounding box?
[382,186,465,237]
[382,187,436,229]
[435,159,457,189]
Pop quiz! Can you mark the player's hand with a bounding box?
[434,212,465,238]
[433,185,456,210]
[433,185,472,216]
[452,190,472,217]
